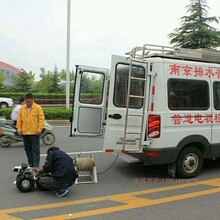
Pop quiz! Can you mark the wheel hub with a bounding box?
[183,154,198,173]
[22,179,30,188]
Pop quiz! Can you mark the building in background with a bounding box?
[0,61,20,86]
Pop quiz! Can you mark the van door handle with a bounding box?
[108,114,122,119]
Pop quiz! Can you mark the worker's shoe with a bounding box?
[56,188,68,197]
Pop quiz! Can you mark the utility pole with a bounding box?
[66,0,71,109]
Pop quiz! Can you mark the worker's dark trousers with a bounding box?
[23,135,40,167]
[38,176,74,191]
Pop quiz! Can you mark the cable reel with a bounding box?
[75,154,98,184]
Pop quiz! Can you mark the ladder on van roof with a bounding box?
[122,56,147,152]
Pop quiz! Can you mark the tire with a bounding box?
[16,175,35,192]
[0,102,8,109]
[176,146,203,178]
[0,136,11,148]
[42,132,55,145]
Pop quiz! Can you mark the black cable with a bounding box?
[97,152,119,175]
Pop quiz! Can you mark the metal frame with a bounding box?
[75,155,98,184]
[126,43,220,64]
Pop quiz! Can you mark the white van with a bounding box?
[70,44,220,178]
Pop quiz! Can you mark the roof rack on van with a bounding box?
[125,44,220,64]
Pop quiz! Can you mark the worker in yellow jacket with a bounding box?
[17,93,45,168]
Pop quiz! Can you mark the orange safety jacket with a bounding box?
[16,102,45,135]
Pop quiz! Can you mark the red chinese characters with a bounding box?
[205,68,214,78]
[171,114,182,125]
[213,113,220,123]
[204,114,212,123]
[171,113,220,125]
[194,67,204,78]
[215,68,220,79]
[182,65,193,77]
[169,64,220,79]
[169,64,181,76]
[194,114,203,124]
[183,114,193,124]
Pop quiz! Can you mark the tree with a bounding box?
[0,71,6,90]
[12,69,35,92]
[33,68,53,93]
[33,67,75,93]
[48,66,62,93]
[59,69,75,81]
[168,0,220,49]
[88,75,103,94]
[59,68,75,92]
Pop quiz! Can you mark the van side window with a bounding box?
[113,63,145,108]
[168,79,209,110]
[213,82,220,110]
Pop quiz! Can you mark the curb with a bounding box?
[47,120,70,126]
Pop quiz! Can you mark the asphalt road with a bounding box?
[1,126,220,219]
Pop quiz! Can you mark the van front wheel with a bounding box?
[176,146,203,178]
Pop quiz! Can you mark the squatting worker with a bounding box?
[16,93,45,168]
[37,146,78,197]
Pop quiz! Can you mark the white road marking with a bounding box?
[40,150,103,157]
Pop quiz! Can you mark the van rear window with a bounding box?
[79,71,104,105]
[168,79,209,110]
[113,63,145,108]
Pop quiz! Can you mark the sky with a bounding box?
[0,0,220,81]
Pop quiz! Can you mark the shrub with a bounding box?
[0,92,72,99]
[35,99,73,104]
[43,108,72,120]
[0,92,100,100]
[0,107,72,120]
[0,108,11,119]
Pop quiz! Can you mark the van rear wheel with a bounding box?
[176,146,203,178]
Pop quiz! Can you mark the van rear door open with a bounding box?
[103,55,148,152]
[70,65,108,136]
